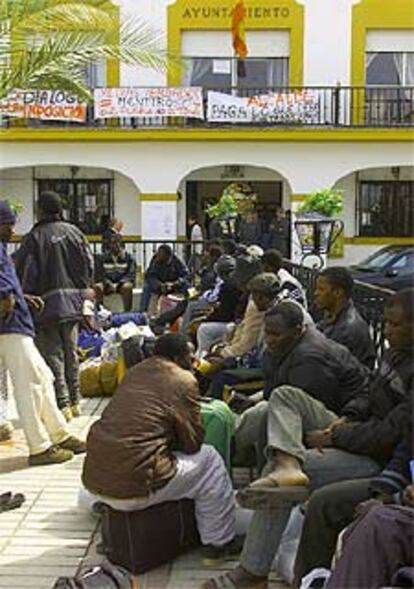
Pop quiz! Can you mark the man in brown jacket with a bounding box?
[81,333,237,559]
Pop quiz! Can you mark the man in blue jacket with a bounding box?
[0,200,85,466]
[15,191,94,421]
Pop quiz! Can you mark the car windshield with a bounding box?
[358,248,405,269]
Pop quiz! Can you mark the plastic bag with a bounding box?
[79,359,103,397]
[272,505,305,585]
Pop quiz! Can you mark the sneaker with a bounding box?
[57,436,86,454]
[28,446,73,466]
[201,535,245,564]
[0,421,14,442]
[70,404,81,418]
[61,406,73,422]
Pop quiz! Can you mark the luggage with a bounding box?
[101,499,199,574]
[53,560,136,588]
[201,398,236,472]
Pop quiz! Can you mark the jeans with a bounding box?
[139,281,153,312]
[240,449,380,576]
[180,299,211,334]
[294,478,371,585]
[196,321,229,357]
[36,321,80,409]
[240,385,381,577]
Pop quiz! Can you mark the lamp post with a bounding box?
[294,212,344,269]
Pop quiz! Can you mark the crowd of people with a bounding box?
[0,194,412,588]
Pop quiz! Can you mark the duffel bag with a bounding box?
[53,560,137,588]
[101,499,200,574]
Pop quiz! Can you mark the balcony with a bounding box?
[1,86,413,130]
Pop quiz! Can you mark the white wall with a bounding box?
[1,140,412,197]
[0,166,141,235]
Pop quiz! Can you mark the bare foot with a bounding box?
[249,467,309,490]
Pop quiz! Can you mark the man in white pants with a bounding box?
[81,333,239,561]
[0,200,86,466]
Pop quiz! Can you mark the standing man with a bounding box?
[15,191,94,422]
[0,200,85,465]
[264,207,290,257]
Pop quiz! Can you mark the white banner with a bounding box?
[207,90,320,124]
[0,89,87,122]
[94,87,204,119]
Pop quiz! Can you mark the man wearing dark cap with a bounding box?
[15,191,94,421]
[0,200,85,465]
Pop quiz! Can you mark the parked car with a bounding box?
[350,245,414,291]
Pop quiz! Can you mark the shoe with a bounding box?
[61,406,73,422]
[28,446,73,466]
[202,535,245,565]
[57,436,86,454]
[70,404,81,418]
[0,421,14,442]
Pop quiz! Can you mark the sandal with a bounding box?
[0,492,25,513]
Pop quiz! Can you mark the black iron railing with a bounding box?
[9,236,393,361]
[1,86,413,129]
[284,259,394,361]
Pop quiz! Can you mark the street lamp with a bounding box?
[294,212,344,269]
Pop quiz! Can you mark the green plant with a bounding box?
[298,188,343,217]
[0,0,167,100]
[206,182,257,219]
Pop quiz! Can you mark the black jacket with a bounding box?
[145,253,190,293]
[318,301,376,369]
[262,326,369,414]
[332,348,413,464]
[15,218,94,325]
[204,281,242,323]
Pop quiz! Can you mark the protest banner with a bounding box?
[0,90,87,122]
[94,87,204,119]
[207,90,320,124]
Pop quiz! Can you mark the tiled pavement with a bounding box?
[0,398,288,589]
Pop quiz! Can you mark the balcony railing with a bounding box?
[1,86,413,130]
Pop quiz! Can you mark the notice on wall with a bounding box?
[0,89,87,122]
[94,87,204,119]
[213,59,231,75]
[141,201,177,240]
[207,90,320,124]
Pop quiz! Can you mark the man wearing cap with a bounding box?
[15,191,94,421]
[0,200,86,466]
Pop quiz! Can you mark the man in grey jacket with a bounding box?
[15,191,94,421]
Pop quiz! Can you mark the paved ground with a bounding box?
[0,397,288,589]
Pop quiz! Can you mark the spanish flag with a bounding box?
[232,0,248,58]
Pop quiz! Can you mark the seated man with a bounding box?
[81,333,239,560]
[315,266,376,368]
[196,253,262,357]
[140,245,190,313]
[206,273,283,398]
[262,249,307,308]
[95,235,136,312]
[234,301,368,463]
[294,437,412,585]
[203,290,413,588]
[326,493,414,589]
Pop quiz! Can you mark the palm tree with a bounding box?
[0,0,167,100]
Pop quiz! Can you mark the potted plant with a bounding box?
[206,182,257,238]
[295,188,344,264]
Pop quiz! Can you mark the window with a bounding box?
[37,179,113,235]
[183,57,289,95]
[357,181,414,237]
[365,52,414,124]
